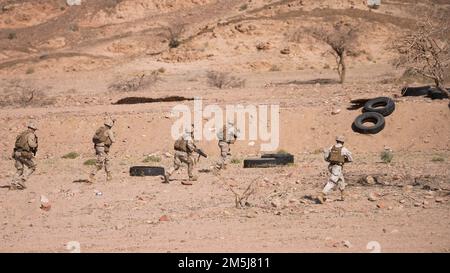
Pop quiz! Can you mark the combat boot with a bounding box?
[162,173,170,183]
[317,193,326,204]
[340,190,346,201]
[106,172,112,181]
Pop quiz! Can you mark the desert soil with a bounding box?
[0,0,449,252]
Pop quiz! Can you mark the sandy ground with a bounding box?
[0,0,449,253]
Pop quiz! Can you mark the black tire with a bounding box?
[401,86,431,97]
[261,153,294,164]
[363,97,395,116]
[243,158,278,168]
[427,88,449,100]
[352,112,385,134]
[130,166,165,176]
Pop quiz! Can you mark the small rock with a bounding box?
[164,152,172,158]
[435,198,444,203]
[331,108,341,115]
[288,198,298,204]
[413,202,422,207]
[368,192,379,202]
[342,240,352,248]
[399,199,406,204]
[248,141,255,146]
[280,48,290,54]
[271,199,281,208]
[274,211,282,216]
[365,176,376,185]
[115,224,125,230]
[159,215,170,222]
[376,202,384,209]
[256,41,271,50]
[66,0,82,6]
[263,177,270,183]
[422,200,429,206]
[40,195,51,211]
[391,229,399,234]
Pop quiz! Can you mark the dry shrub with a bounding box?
[108,70,161,92]
[0,80,55,107]
[206,71,246,89]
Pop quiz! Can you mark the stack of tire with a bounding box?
[352,97,395,134]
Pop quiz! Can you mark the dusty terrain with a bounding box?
[0,0,449,253]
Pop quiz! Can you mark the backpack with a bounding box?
[328,145,345,164]
[92,126,111,145]
[174,137,187,152]
[15,130,32,151]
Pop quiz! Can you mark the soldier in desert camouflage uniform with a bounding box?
[89,118,116,182]
[317,135,353,204]
[10,122,39,190]
[163,125,203,185]
[213,121,238,174]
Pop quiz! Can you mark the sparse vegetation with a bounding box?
[0,80,56,107]
[380,150,394,163]
[303,21,360,84]
[163,22,185,49]
[26,68,35,74]
[239,4,248,11]
[431,156,444,162]
[69,24,79,32]
[269,65,281,72]
[393,13,449,96]
[62,152,80,159]
[8,32,16,40]
[230,158,242,164]
[83,159,97,166]
[277,149,289,154]
[206,71,246,89]
[108,70,162,92]
[143,155,161,163]
[228,177,260,209]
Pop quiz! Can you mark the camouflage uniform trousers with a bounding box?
[11,151,36,189]
[322,164,346,194]
[90,145,111,177]
[166,150,195,179]
[215,141,231,170]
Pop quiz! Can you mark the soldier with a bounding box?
[317,135,353,204]
[163,125,203,185]
[10,122,38,190]
[89,118,116,182]
[213,121,238,174]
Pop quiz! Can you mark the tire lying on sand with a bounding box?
[261,153,294,164]
[363,97,395,116]
[401,86,431,97]
[352,112,385,134]
[130,166,165,176]
[243,158,279,168]
[427,88,449,100]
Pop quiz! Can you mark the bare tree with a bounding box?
[307,21,360,84]
[162,21,185,49]
[393,16,449,96]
